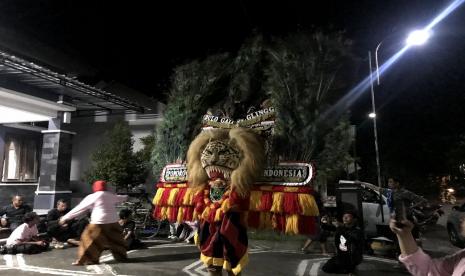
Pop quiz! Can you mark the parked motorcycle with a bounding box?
[411,203,444,231]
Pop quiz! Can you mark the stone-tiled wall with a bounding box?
[34,131,74,210]
[38,132,73,192]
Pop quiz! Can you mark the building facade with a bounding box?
[0,50,163,211]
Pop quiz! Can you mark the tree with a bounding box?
[85,121,146,190]
[133,134,156,184]
[151,53,233,178]
[264,32,356,181]
[151,31,357,184]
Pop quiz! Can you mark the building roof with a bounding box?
[0,50,148,113]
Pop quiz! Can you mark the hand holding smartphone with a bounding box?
[394,201,406,228]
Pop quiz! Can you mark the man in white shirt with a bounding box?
[59,180,128,265]
[1,212,48,254]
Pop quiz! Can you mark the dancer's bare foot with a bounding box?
[72,260,99,266]
[71,261,82,266]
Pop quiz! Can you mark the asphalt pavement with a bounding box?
[0,237,412,276]
[0,200,461,276]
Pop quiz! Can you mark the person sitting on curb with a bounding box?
[390,217,465,275]
[118,209,142,250]
[0,212,48,255]
[47,199,88,249]
[321,210,363,275]
[0,195,32,231]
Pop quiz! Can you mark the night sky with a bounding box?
[0,0,465,190]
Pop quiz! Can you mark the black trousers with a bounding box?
[1,243,48,255]
[322,256,357,274]
[48,218,88,242]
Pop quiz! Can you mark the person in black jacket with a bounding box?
[0,195,32,231]
[118,209,142,250]
[322,210,364,274]
[47,199,88,247]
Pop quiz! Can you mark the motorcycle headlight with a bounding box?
[447,188,455,193]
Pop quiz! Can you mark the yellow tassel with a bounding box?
[194,232,199,246]
[202,206,211,220]
[200,252,249,275]
[160,207,168,220]
[271,192,284,213]
[183,188,195,206]
[283,187,299,192]
[221,198,231,213]
[152,188,165,205]
[298,194,320,216]
[214,208,222,221]
[193,208,199,221]
[166,207,172,220]
[285,214,299,235]
[230,251,249,275]
[249,191,262,211]
[177,207,185,223]
[167,188,179,206]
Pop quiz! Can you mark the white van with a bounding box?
[327,180,391,237]
[358,181,391,237]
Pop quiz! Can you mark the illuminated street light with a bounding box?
[368,29,430,223]
[406,29,431,46]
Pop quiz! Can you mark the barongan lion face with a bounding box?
[201,140,241,180]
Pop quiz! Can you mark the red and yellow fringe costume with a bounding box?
[152,182,320,274]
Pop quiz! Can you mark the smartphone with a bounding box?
[394,201,406,228]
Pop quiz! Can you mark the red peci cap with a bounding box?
[92,180,107,192]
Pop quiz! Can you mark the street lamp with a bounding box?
[406,29,431,46]
[368,29,431,222]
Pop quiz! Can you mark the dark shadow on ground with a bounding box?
[104,252,199,264]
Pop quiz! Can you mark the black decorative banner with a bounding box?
[160,162,315,186]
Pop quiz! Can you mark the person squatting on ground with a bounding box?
[301,214,332,255]
[118,209,142,250]
[59,180,128,265]
[47,199,88,248]
[321,210,363,274]
[390,217,465,275]
[0,195,32,231]
[0,212,48,254]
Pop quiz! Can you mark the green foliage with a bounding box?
[151,53,233,178]
[264,31,355,178]
[85,121,147,190]
[315,117,355,180]
[222,34,268,118]
[151,31,356,181]
[133,134,156,184]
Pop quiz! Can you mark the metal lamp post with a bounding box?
[368,51,383,221]
[367,29,430,223]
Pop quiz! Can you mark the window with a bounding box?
[361,187,384,204]
[2,135,39,182]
